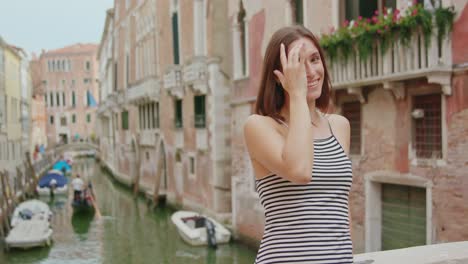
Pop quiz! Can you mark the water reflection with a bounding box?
[0,157,256,264]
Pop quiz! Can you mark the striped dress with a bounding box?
[254,129,354,263]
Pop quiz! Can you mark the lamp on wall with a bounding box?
[411,109,425,119]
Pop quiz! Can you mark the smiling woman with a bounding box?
[244,25,354,264]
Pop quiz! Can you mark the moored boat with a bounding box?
[171,211,231,248]
[36,170,68,196]
[5,200,53,250]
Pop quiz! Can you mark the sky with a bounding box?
[0,0,114,56]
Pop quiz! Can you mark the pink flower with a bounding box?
[377,29,382,34]
[329,26,335,33]
[395,8,400,15]
[343,20,350,27]
[384,25,389,30]
[366,18,371,23]
[412,9,418,16]
[372,16,378,23]
[358,16,363,21]
[374,10,379,15]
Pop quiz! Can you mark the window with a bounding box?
[122,111,129,130]
[345,0,396,21]
[72,114,76,123]
[113,63,118,91]
[193,0,207,55]
[342,102,361,155]
[71,79,76,87]
[87,114,91,123]
[50,116,54,124]
[190,156,195,174]
[62,80,66,86]
[85,61,91,71]
[50,93,54,107]
[155,102,160,128]
[72,91,76,107]
[238,1,247,77]
[44,94,48,106]
[174,99,183,128]
[139,106,143,129]
[62,92,66,106]
[412,94,441,159]
[194,95,206,128]
[126,54,130,87]
[84,78,90,84]
[292,0,304,25]
[171,0,180,64]
[86,90,90,106]
[56,92,60,107]
[60,117,67,126]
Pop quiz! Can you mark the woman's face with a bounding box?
[288,37,325,102]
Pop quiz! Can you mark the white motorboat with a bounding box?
[5,200,53,250]
[36,170,69,196]
[171,211,231,247]
[5,216,53,250]
[10,199,52,227]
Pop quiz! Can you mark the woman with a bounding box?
[244,26,354,263]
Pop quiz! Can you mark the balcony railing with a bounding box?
[330,30,452,95]
[163,65,184,99]
[183,56,208,94]
[127,77,160,105]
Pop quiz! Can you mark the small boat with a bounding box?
[171,211,231,248]
[37,170,68,196]
[10,199,52,227]
[5,200,53,250]
[71,185,96,214]
[52,160,72,176]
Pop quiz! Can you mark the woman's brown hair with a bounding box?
[255,25,332,122]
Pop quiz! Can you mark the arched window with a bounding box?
[237,0,247,77]
[171,0,181,64]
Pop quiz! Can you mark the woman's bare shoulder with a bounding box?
[326,113,350,131]
[244,114,282,131]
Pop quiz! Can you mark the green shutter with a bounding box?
[295,0,303,25]
[87,114,91,123]
[382,184,426,250]
[172,12,180,64]
[174,100,182,128]
[122,111,129,130]
[72,114,76,123]
[72,91,76,107]
[194,95,206,128]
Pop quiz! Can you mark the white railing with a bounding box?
[196,128,207,150]
[330,30,452,94]
[183,56,207,85]
[163,66,184,99]
[175,130,183,149]
[127,77,160,104]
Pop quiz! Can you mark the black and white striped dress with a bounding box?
[254,125,354,263]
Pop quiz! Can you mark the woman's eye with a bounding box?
[310,56,320,63]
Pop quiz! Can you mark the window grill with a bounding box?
[413,94,442,159]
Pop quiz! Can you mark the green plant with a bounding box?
[320,4,456,63]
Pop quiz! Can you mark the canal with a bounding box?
[0,157,257,264]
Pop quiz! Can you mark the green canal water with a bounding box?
[0,158,257,264]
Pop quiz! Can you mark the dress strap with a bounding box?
[325,116,335,136]
[277,118,289,128]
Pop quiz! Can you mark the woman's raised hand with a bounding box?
[273,42,307,98]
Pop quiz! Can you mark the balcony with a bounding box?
[127,77,160,105]
[330,30,452,96]
[163,65,183,99]
[323,5,456,97]
[183,56,208,94]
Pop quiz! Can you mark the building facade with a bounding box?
[230,0,468,254]
[34,44,99,147]
[0,37,7,170]
[97,0,233,219]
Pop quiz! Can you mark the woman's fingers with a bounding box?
[280,43,287,69]
[273,70,284,85]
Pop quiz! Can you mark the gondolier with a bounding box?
[71,174,84,200]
